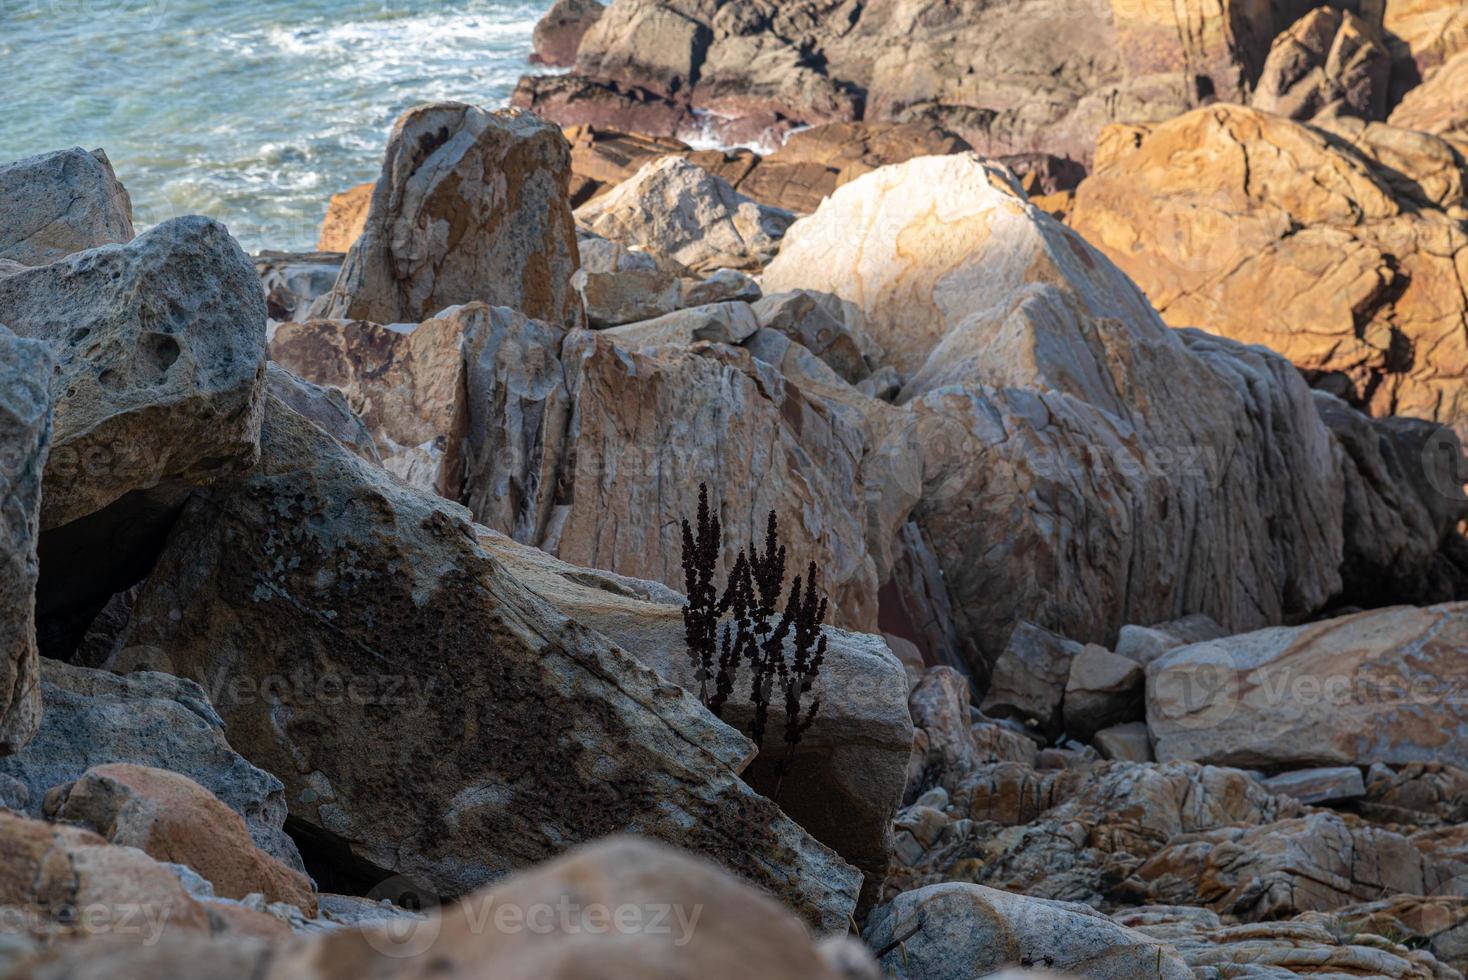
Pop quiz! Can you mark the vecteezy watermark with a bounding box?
[359,876,704,959]
[0,902,176,947]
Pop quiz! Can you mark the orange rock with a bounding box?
[315,183,371,253]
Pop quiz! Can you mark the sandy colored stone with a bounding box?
[314,183,371,253]
[1391,50,1468,144]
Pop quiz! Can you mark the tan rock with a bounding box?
[1070,104,1468,435]
[45,764,316,913]
[1391,50,1468,145]
[1147,603,1468,771]
[314,183,371,253]
[599,301,759,350]
[314,104,582,329]
[1383,0,1468,82]
[118,395,861,932]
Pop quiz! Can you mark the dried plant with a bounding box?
[678,485,827,802]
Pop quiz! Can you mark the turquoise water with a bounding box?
[0,0,553,252]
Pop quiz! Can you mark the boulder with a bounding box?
[1070,104,1468,437]
[116,394,861,932]
[0,215,266,530]
[313,104,583,330]
[681,268,760,307]
[573,237,682,327]
[575,156,793,274]
[865,882,1191,979]
[1093,722,1153,762]
[313,183,371,253]
[751,291,872,384]
[600,301,759,349]
[767,152,1346,675]
[1390,49,1468,144]
[1260,766,1367,805]
[0,659,301,872]
[264,363,381,466]
[1113,615,1228,668]
[1063,646,1144,743]
[44,764,316,913]
[0,328,52,756]
[268,316,469,497]
[255,251,344,325]
[0,147,133,266]
[980,623,1080,738]
[1147,603,1468,771]
[532,0,605,67]
[1252,7,1391,121]
[1362,762,1468,826]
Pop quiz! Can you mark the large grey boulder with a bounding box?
[116,394,861,932]
[0,147,133,266]
[0,659,301,871]
[0,327,53,755]
[865,881,1191,979]
[0,216,266,530]
[314,103,583,329]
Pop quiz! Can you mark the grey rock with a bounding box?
[981,622,1080,737]
[1092,722,1154,763]
[265,362,381,466]
[0,147,133,265]
[0,326,52,755]
[601,300,760,350]
[255,250,344,325]
[682,268,762,307]
[1114,614,1228,668]
[0,216,267,529]
[753,290,871,383]
[1261,766,1367,805]
[1063,645,1145,743]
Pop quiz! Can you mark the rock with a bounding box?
[681,268,760,307]
[600,300,759,350]
[1063,646,1144,743]
[1093,722,1153,763]
[751,290,871,384]
[1390,50,1468,144]
[255,251,344,325]
[0,215,267,530]
[263,363,381,466]
[1261,766,1367,805]
[575,156,794,274]
[1126,810,1453,920]
[313,104,583,329]
[907,667,1037,800]
[865,882,1191,979]
[43,764,316,913]
[573,238,682,327]
[0,147,133,265]
[1252,8,1391,121]
[1114,615,1228,668]
[1069,104,1468,437]
[981,623,1080,738]
[562,125,691,205]
[1316,392,1467,607]
[314,183,371,253]
[268,316,469,497]
[764,154,1344,675]
[0,327,52,755]
[1383,0,1468,91]
[1362,762,1468,826]
[0,659,301,873]
[1147,603,1468,771]
[475,527,913,909]
[532,0,605,67]
[117,394,861,932]
[756,122,973,212]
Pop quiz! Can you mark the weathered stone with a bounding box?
[1093,722,1153,762]
[1147,603,1468,771]
[682,268,760,307]
[865,882,1191,979]
[314,183,372,253]
[573,238,681,327]
[263,363,381,466]
[0,659,301,873]
[751,290,871,384]
[0,147,133,266]
[532,0,605,67]
[314,104,583,329]
[1253,8,1391,121]
[600,300,759,350]
[1070,104,1468,437]
[255,251,344,325]
[980,623,1079,737]
[1261,766,1367,805]
[477,528,911,909]
[575,156,793,274]
[0,216,267,530]
[1383,0,1468,91]
[117,395,861,932]
[0,328,52,756]
[1390,49,1468,145]
[1362,762,1468,826]
[44,764,316,913]
[1114,615,1228,668]
[1063,646,1144,743]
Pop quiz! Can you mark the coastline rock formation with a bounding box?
[0,147,133,266]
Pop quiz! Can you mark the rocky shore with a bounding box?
[2,0,1468,977]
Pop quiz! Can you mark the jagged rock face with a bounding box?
[532,0,605,66]
[0,659,301,873]
[1390,50,1468,145]
[117,396,861,933]
[1147,603,1468,772]
[519,0,1292,164]
[866,881,1192,980]
[1070,104,1468,438]
[314,104,583,330]
[264,363,381,467]
[1252,7,1391,121]
[0,327,53,756]
[44,764,316,914]
[0,147,133,265]
[0,216,267,530]
[575,156,794,274]
[477,528,912,910]
[766,153,1345,673]
[1383,0,1468,91]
